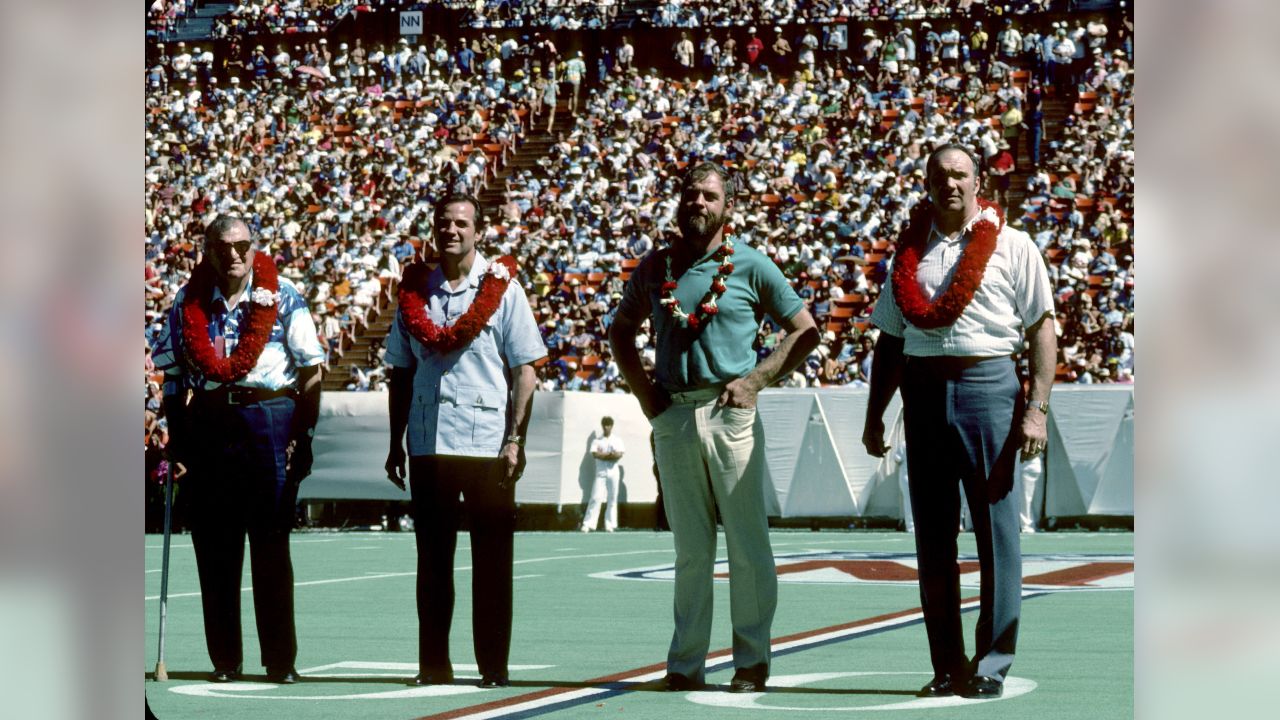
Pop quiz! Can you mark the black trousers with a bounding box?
[901,356,1023,681]
[409,455,515,678]
[185,395,298,672]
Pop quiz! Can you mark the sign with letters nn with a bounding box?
[399,11,422,35]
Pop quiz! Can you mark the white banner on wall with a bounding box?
[304,386,1133,518]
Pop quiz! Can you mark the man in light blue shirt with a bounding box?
[384,193,545,689]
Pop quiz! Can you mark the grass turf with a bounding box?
[145,530,1132,719]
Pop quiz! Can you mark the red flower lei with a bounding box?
[180,252,280,382]
[891,199,1004,329]
[660,238,736,331]
[398,255,518,355]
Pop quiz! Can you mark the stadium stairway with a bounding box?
[321,297,398,392]
[1005,91,1074,214]
[476,100,565,211]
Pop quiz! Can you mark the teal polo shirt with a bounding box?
[617,237,804,392]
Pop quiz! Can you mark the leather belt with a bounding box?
[195,386,293,406]
[905,355,1015,369]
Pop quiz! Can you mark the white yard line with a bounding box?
[145,549,671,601]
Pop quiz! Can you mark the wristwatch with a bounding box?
[1028,400,1050,415]
[505,434,525,447]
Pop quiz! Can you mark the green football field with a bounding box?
[145,530,1132,719]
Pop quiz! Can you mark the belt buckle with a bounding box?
[226,388,247,406]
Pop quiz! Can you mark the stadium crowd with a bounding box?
[149,0,1081,42]
[145,5,1133,465]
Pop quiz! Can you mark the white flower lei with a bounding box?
[659,237,736,327]
[250,287,281,307]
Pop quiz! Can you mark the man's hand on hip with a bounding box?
[717,377,760,409]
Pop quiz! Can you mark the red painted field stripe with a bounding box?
[412,596,979,720]
[769,595,979,646]
[1022,561,1133,586]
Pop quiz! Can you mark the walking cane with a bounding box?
[153,461,175,681]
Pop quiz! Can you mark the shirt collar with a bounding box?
[432,253,489,293]
[929,207,986,245]
[211,269,253,309]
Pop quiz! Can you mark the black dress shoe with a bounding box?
[478,675,510,688]
[663,672,704,691]
[209,665,242,683]
[918,673,958,697]
[961,675,1003,698]
[266,667,299,684]
[413,671,455,686]
[728,664,768,693]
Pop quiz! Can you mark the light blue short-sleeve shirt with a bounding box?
[384,254,547,458]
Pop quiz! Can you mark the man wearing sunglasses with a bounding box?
[152,214,324,685]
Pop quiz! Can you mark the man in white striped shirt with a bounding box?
[862,144,1055,700]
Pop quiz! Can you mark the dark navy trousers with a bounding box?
[186,395,298,672]
[901,356,1023,681]
[409,455,516,679]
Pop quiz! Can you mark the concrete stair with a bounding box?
[478,96,574,216]
[1004,91,1075,213]
[321,298,397,392]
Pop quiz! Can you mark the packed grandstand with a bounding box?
[144,0,1132,455]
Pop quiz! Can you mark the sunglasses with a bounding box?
[211,240,254,257]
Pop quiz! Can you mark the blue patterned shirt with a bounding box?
[153,273,325,395]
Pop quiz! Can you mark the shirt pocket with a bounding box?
[454,383,507,450]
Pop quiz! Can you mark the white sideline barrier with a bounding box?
[304,386,1133,518]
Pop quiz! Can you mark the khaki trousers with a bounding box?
[650,387,776,681]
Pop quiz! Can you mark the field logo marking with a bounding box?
[595,551,1133,591]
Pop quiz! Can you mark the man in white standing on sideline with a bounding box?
[581,416,625,532]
